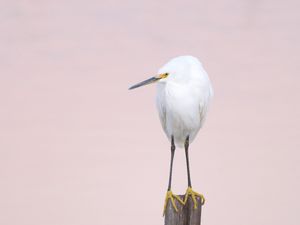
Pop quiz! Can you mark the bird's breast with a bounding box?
[156,82,204,147]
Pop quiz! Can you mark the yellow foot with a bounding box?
[183,187,205,209]
[163,190,185,215]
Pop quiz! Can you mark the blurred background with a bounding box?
[0,0,299,225]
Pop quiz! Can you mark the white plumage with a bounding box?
[129,55,213,148]
[156,56,213,148]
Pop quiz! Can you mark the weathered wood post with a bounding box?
[165,195,203,225]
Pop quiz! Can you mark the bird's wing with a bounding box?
[156,93,168,135]
[199,86,213,126]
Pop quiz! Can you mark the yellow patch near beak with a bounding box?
[158,73,169,79]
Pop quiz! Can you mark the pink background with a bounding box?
[0,0,299,225]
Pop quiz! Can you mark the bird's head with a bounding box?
[129,55,201,90]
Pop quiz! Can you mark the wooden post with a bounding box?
[164,195,203,225]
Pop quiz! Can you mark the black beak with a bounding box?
[129,76,160,90]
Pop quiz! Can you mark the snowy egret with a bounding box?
[129,55,213,214]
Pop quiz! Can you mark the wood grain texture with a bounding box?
[164,195,202,225]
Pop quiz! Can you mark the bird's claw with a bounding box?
[183,187,205,209]
[163,190,185,215]
[163,188,205,215]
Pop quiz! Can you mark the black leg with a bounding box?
[167,136,176,191]
[184,136,192,188]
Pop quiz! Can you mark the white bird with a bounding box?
[129,55,213,214]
